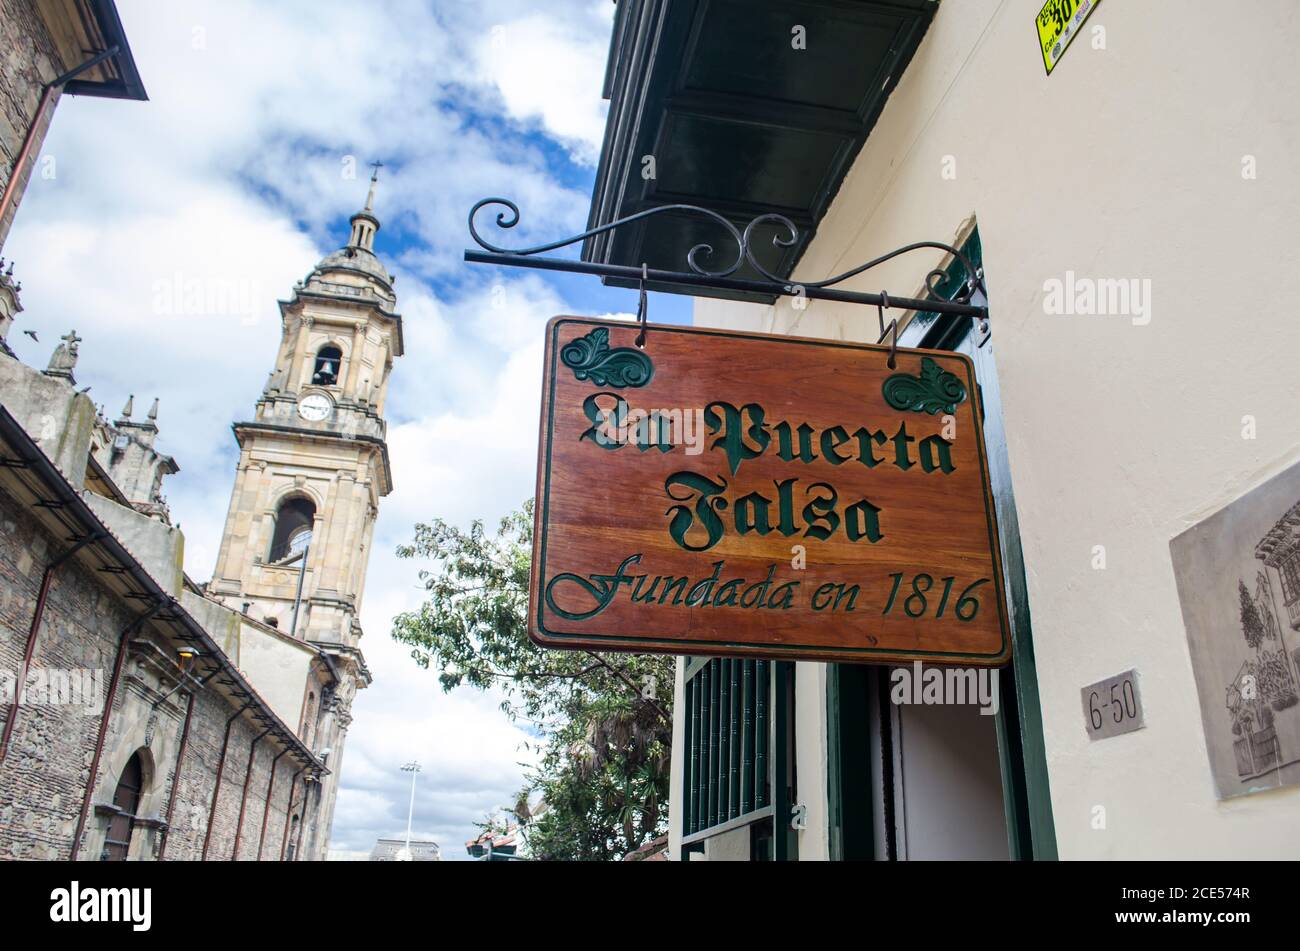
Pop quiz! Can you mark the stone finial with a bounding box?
[148,397,159,422]
[44,329,82,383]
[0,259,22,343]
[121,395,135,419]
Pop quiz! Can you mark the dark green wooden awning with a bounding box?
[584,0,937,302]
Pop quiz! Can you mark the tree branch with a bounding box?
[584,652,671,722]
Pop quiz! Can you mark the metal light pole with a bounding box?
[400,761,420,860]
[288,530,312,638]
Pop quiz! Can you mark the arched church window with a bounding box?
[268,496,315,563]
[312,345,342,386]
[103,751,147,861]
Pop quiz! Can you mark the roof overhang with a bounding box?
[40,0,148,101]
[584,0,936,302]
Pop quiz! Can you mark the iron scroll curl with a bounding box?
[465,198,989,321]
[740,211,985,305]
[468,198,746,278]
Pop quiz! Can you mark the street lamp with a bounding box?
[399,761,421,861]
[288,529,313,637]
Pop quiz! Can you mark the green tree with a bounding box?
[391,500,672,860]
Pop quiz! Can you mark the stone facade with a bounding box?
[89,397,179,524]
[0,174,404,862]
[0,0,62,249]
[0,263,23,354]
[0,374,322,857]
[0,1,341,862]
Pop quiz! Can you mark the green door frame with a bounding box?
[827,228,1058,860]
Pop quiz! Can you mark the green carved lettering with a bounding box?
[658,575,690,605]
[820,425,851,465]
[812,582,837,611]
[918,434,955,474]
[735,492,772,536]
[845,499,883,543]
[891,422,916,471]
[705,401,769,476]
[740,565,776,608]
[685,562,724,606]
[775,478,798,537]
[715,578,743,606]
[580,392,627,450]
[775,421,817,464]
[769,581,799,610]
[665,471,729,552]
[544,554,643,620]
[630,575,661,603]
[801,482,839,541]
[852,427,889,467]
[812,582,860,611]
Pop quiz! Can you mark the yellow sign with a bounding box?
[1036,0,1099,75]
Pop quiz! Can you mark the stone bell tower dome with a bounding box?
[207,166,402,859]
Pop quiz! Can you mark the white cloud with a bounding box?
[470,6,615,166]
[2,0,618,859]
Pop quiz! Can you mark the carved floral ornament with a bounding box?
[882,357,968,415]
[559,327,653,389]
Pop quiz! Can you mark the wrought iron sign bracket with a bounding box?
[464,199,989,332]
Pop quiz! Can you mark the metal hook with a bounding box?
[876,291,897,369]
[635,263,649,349]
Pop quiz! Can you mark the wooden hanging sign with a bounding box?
[529,317,1011,665]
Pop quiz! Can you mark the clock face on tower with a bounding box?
[298,393,333,422]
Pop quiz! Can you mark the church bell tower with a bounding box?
[208,168,401,857]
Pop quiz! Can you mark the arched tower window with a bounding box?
[268,496,315,563]
[103,751,147,861]
[312,345,342,386]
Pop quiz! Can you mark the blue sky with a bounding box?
[4,0,689,859]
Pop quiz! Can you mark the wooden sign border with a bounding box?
[529,316,1012,666]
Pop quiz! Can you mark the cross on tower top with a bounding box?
[360,160,384,218]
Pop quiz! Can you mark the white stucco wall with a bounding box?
[668,656,686,858]
[793,662,830,860]
[691,0,1300,858]
[236,620,315,730]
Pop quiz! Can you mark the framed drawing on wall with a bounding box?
[1172,457,1300,799]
